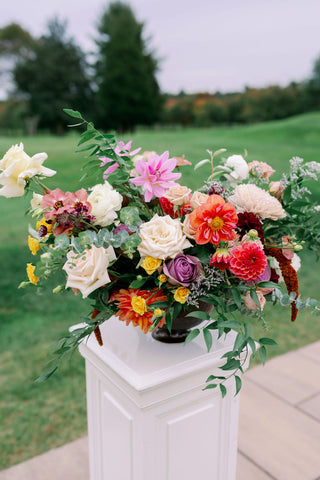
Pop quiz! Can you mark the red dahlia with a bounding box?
[229,241,268,282]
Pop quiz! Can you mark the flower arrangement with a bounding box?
[1,109,320,395]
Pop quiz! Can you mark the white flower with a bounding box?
[30,193,43,210]
[63,245,116,298]
[138,214,192,259]
[164,185,191,205]
[88,181,123,227]
[0,143,56,198]
[224,154,249,185]
[229,184,286,220]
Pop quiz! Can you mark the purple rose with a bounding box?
[163,253,203,287]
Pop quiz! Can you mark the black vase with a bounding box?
[151,301,213,343]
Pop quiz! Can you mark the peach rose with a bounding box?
[164,185,191,205]
[245,289,266,311]
[182,214,197,240]
[190,191,209,209]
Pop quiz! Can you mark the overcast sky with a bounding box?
[1,0,320,96]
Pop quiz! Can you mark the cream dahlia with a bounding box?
[229,184,286,220]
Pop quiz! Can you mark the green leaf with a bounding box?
[248,337,256,356]
[78,129,97,145]
[119,206,141,226]
[184,328,200,344]
[221,358,241,371]
[257,281,279,289]
[244,323,251,339]
[235,375,242,396]
[259,337,278,346]
[250,289,261,309]
[218,320,242,329]
[259,345,267,365]
[173,302,182,320]
[63,108,83,119]
[203,328,212,352]
[233,332,245,352]
[203,383,217,390]
[231,287,242,310]
[185,310,211,321]
[220,384,227,398]
[129,277,148,288]
[165,310,172,334]
[34,366,58,383]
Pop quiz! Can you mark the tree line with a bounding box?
[0,1,320,134]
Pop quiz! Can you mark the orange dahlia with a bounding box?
[111,288,167,333]
[229,241,267,282]
[189,194,238,245]
[210,247,232,271]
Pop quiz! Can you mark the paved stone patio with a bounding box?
[1,341,319,480]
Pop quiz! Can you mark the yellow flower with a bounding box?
[131,296,147,316]
[158,274,167,283]
[28,235,40,255]
[141,256,162,275]
[174,287,190,304]
[36,217,52,234]
[154,308,164,317]
[26,263,39,285]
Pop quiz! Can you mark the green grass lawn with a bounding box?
[1,112,320,469]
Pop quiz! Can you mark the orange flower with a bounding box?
[189,194,238,245]
[111,288,167,334]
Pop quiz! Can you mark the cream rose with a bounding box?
[88,181,123,227]
[138,214,192,259]
[63,245,116,298]
[164,185,191,205]
[190,191,209,209]
[224,154,249,185]
[182,214,197,240]
[0,143,56,198]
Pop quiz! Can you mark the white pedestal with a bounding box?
[79,317,245,480]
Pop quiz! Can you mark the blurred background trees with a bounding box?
[0,1,320,134]
[95,1,162,132]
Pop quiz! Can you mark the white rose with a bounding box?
[63,245,116,298]
[164,185,191,205]
[190,191,209,209]
[0,143,56,198]
[138,214,192,259]
[224,155,249,185]
[88,182,123,227]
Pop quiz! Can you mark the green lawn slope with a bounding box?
[0,112,320,469]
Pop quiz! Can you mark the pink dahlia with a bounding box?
[229,241,267,281]
[100,140,141,179]
[130,151,181,202]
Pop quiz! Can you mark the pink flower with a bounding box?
[229,241,268,281]
[41,188,74,220]
[245,289,267,311]
[41,188,93,236]
[130,151,181,202]
[100,140,141,179]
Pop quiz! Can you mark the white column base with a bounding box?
[79,316,245,480]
